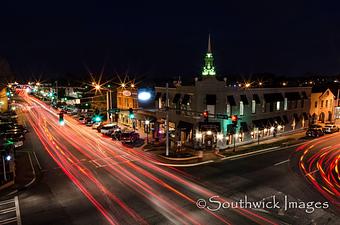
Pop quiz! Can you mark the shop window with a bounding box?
[276,101,280,111]
[251,100,256,114]
[284,98,288,111]
[240,101,244,116]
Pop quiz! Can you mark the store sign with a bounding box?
[123,90,132,97]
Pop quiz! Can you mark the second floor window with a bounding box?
[251,100,256,113]
[284,98,288,110]
[326,100,328,108]
[321,100,324,107]
[227,104,231,116]
[240,101,244,116]
[315,101,317,108]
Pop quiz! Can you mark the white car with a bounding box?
[322,124,339,133]
[100,124,120,135]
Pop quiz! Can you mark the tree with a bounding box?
[0,57,14,86]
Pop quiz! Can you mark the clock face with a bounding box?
[123,90,132,97]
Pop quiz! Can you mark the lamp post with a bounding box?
[94,83,112,123]
[145,119,150,144]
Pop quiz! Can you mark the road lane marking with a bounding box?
[33,151,42,170]
[221,146,280,161]
[274,159,290,166]
[25,152,36,188]
[15,196,22,225]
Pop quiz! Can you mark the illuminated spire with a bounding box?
[208,34,211,53]
[202,34,216,76]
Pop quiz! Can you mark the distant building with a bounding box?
[117,86,138,125]
[137,35,312,149]
[310,87,340,123]
[0,87,9,112]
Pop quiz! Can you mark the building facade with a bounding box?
[310,87,340,123]
[151,77,311,149]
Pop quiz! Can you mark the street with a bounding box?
[13,93,339,225]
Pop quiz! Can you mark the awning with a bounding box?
[199,122,221,132]
[253,94,261,104]
[293,113,300,122]
[282,115,289,124]
[240,122,249,132]
[285,92,301,101]
[172,93,181,103]
[301,91,308,99]
[206,94,216,105]
[302,112,309,120]
[181,94,190,105]
[240,95,249,105]
[227,95,236,106]
[252,119,265,129]
[177,121,193,132]
[264,93,284,102]
[155,92,161,100]
[273,116,283,125]
[161,93,166,102]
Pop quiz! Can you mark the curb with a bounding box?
[6,152,37,196]
[154,160,214,167]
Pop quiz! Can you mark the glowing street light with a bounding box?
[36,82,41,86]
[121,83,126,88]
[95,84,101,90]
[245,83,251,88]
[131,84,135,88]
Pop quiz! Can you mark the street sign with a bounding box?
[109,108,120,113]
[216,113,229,119]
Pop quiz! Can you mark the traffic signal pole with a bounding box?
[166,83,169,156]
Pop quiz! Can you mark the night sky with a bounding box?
[2,1,340,80]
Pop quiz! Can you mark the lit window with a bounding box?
[314,101,317,108]
[276,101,280,111]
[251,100,256,114]
[240,101,244,116]
[226,104,231,116]
[326,100,328,108]
[284,98,288,110]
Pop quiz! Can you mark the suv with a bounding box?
[119,131,140,143]
[306,124,324,137]
[322,124,339,133]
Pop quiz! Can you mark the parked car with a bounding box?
[100,124,120,135]
[0,133,25,148]
[119,131,140,143]
[92,122,102,129]
[306,125,324,137]
[322,124,339,133]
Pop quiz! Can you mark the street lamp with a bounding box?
[145,119,150,144]
[92,82,113,123]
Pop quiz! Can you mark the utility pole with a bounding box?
[166,83,169,156]
[336,89,340,123]
[2,156,7,181]
[106,91,110,122]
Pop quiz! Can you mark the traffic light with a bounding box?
[231,115,238,127]
[203,110,209,122]
[93,115,101,122]
[59,112,65,125]
[128,108,134,119]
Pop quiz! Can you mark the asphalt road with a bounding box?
[13,92,340,225]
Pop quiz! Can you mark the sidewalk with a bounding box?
[0,151,36,196]
[143,130,307,167]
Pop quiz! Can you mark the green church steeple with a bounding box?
[202,34,216,76]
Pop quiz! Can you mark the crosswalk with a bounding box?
[0,196,21,225]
